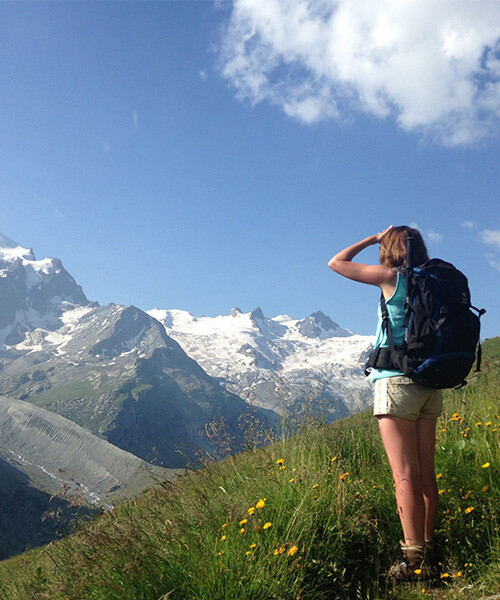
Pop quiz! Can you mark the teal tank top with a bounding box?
[371,272,406,381]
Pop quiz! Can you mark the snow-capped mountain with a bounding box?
[0,234,276,472]
[147,306,374,420]
[0,232,93,344]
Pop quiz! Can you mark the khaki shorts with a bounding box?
[374,376,443,421]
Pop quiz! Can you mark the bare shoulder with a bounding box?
[329,261,396,287]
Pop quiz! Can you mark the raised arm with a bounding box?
[328,227,397,295]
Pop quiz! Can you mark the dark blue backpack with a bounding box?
[366,239,485,389]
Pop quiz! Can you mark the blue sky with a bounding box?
[0,1,499,338]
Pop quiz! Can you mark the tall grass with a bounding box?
[1,339,498,600]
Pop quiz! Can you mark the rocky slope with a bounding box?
[0,395,176,560]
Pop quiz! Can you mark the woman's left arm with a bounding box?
[328,227,395,288]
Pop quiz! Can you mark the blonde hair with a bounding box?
[379,226,429,268]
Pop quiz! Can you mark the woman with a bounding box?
[328,225,442,580]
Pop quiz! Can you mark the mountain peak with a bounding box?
[250,307,264,321]
[0,232,35,261]
[295,311,351,339]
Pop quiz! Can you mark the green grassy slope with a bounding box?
[1,339,498,600]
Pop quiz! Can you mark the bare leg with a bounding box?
[378,416,426,546]
[416,418,439,541]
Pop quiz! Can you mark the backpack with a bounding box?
[366,238,485,389]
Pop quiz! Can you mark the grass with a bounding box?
[0,338,498,600]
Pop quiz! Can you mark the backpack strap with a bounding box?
[471,305,487,372]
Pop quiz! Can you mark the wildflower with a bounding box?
[436,473,443,479]
[475,422,482,427]
[440,573,450,579]
[463,491,471,500]
[256,498,266,509]
[239,519,248,525]
[263,522,272,529]
[240,528,245,534]
[465,507,474,514]
[486,421,492,426]
[220,535,227,541]
[288,545,299,556]
[438,489,446,495]
[273,549,279,556]
[331,456,338,461]
[222,523,227,528]
[289,478,295,483]
[482,485,489,492]
[414,569,422,575]
[482,462,491,468]
[250,543,257,548]
[246,551,252,555]
[276,458,284,465]
[248,507,256,515]
[339,472,350,481]
[312,484,319,489]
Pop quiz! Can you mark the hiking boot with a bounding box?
[388,542,435,582]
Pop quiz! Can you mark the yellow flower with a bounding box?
[276,458,284,464]
[482,485,489,492]
[436,473,443,479]
[222,523,227,528]
[248,507,256,515]
[273,549,279,556]
[463,491,471,500]
[256,499,266,509]
[239,519,248,525]
[465,507,475,514]
[475,422,482,427]
[440,573,450,579]
[438,489,445,495]
[288,545,299,556]
[249,543,257,548]
[263,522,272,529]
[414,569,422,575]
[246,550,252,555]
[220,535,227,541]
[486,421,492,426]
[482,462,491,468]
[289,478,295,483]
[339,472,350,480]
[331,456,338,461]
[312,484,319,489]
[240,528,245,534]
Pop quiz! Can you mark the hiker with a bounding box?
[328,225,441,580]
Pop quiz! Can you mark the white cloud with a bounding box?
[481,229,500,249]
[132,110,139,129]
[427,229,443,243]
[219,0,500,146]
[408,223,442,244]
[485,253,500,272]
[460,221,476,229]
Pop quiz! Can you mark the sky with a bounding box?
[0,0,499,339]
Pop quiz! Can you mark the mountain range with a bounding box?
[0,231,373,558]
